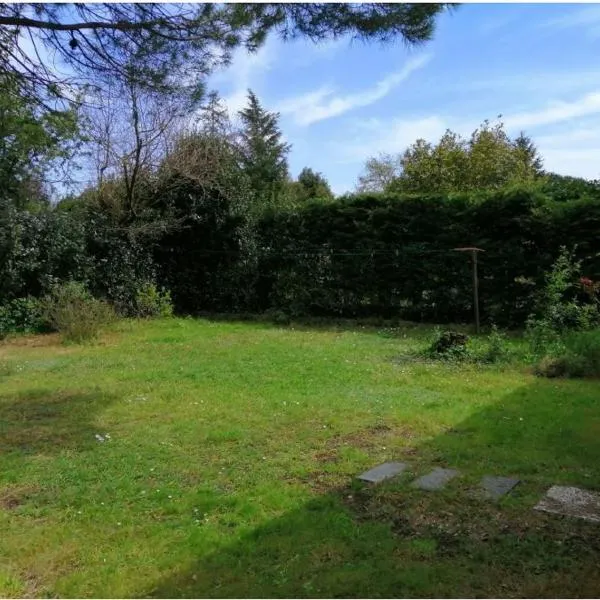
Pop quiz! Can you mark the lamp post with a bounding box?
[453,247,485,334]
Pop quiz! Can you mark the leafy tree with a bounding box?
[538,173,600,202]
[0,4,452,118]
[285,167,334,204]
[356,153,403,193]
[387,120,545,194]
[238,90,291,212]
[513,132,544,179]
[0,74,80,208]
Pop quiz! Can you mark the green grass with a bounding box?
[1,318,599,598]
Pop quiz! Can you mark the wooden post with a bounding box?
[472,249,480,334]
[453,247,485,334]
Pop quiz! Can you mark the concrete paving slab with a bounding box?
[357,462,408,483]
[480,476,520,500]
[411,467,459,491]
[534,485,600,523]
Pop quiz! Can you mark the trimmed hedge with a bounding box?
[253,187,600,326]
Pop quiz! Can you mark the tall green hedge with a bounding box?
[3,183,600,328]
[254,187,600,326]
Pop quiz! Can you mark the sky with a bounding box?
[207,3,600,195]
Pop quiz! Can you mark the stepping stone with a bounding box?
[480,476,520,500]
[411,467,459,491]
[357,462,407,483]
[534,485,600,523]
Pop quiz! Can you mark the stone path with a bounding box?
[411,467,459,491]
[534,485,600,523]
[480,476,520,500]
[357,462,408,483]
[355,462,600,522]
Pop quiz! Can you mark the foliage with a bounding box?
[426,329,470,361]
[134,283,174,319]
[537,173,600,202]
[0,297,47,338]
[238,90,291,213]
[384,120,544,194]
[534,330,600,379]
[0,205,92,303]
[151,173,252,314]
[0,4,450,121]
[356,153,403,193]
[526,247,600,356]
[41,281,115,343]
[0,74,80,207]
[286,167,334,205]
[478,325,511,364]
[160,102,253,219]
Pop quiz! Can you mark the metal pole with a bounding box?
[453,247,484,334]
[472,249,480,334]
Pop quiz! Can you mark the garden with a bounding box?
[2,4,600,597]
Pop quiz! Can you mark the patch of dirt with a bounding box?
[342,483,600,557]
[0,485,39,511]
[317,423,415,460]
[0,333,62,348]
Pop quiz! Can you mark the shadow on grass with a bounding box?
[144,379,600,598]
[0,388,117,456]
[195,311,471,339]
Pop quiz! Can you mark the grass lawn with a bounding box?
[1,317,600,598]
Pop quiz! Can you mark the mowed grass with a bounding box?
[1,318,600,598]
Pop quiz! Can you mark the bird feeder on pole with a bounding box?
[453,247,485,334]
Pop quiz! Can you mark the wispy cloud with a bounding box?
[332,115,448,164]
[210,36,279,115]
[504,91,600,130]
[277,54,433,126]
[331,88,600,186]
[540,5,600,37]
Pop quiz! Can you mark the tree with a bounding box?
[356,153,402,193]
[0,73,79,209]
[0,4,452,116]
[296,168,334,202]
[238,90,291,212]
[83,76,187,223]
[513,132,544,179]
[386,120,545,194]
[160,93,252,217]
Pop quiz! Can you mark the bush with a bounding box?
[426,330,470,361]
[479,325,510,364]
[535,330,600,378]
[526,247,600,356]
[42,281,115,343]
[0,297,47,339]
[134,283,174,318]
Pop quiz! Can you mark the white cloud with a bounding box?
[542,148,600,181]
[504,91,600,130]
[210,36,279,115]
[333,115,448,164]
[541,5,600,37]
[330,89,600,171]
[277,54,433,126]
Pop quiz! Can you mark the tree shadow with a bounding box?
[0,388,118,457]
[195,311,472,338]
[143,378,600,598]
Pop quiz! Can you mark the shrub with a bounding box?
[534,330,600,378]
[134,283,174,318]
[479,325,510,364]
[42,281,115,343]
[426,330,470,361]
[526,247,600,356]
[0,297,47,339]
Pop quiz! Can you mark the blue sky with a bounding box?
[208,3,600,195]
